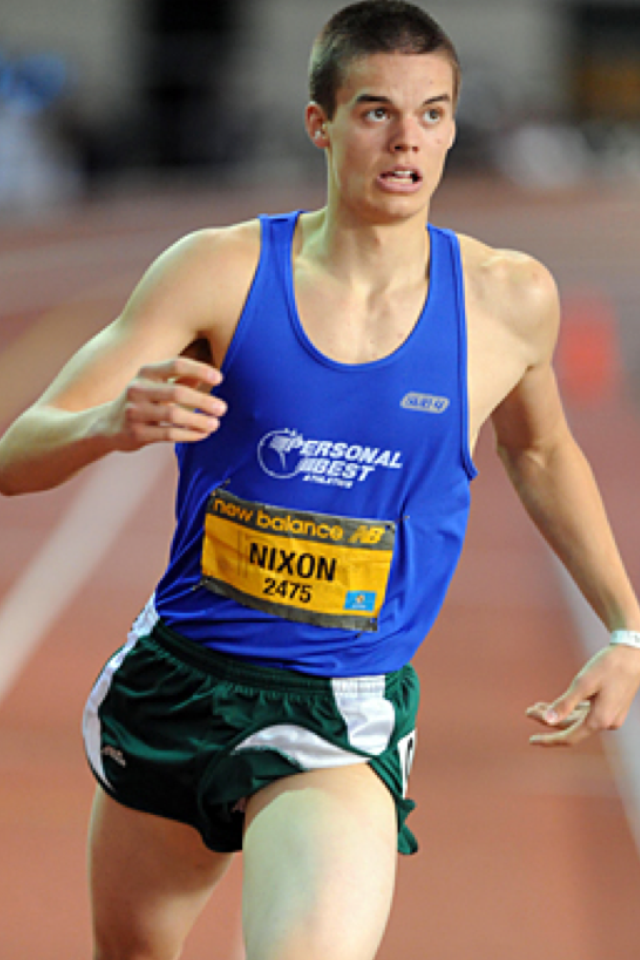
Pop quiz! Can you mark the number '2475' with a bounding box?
[263,578,312,603]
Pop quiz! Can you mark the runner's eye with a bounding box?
[424,108,443,125]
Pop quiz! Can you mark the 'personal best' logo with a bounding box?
[257,429,403,489]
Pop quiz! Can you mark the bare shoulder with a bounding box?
[121,218,262,360]
[173,218,261,267]
[457,232,560,363]
[134,218,261,309]
[457,232,563,441]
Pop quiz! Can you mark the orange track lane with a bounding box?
[1,182,639,959]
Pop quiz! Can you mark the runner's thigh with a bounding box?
[89,787,233,960]
[242,764,398,960]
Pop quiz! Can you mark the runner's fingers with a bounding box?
[127,380,226,418]
[526,700,590,728]
[120,422,218,446]
[585,696,627,733]
[138,356,223,388]
[525,702,550,724]
[529,706,593,747]
[123,397,222,443]
[554,700,591,728]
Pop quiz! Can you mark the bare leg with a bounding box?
[242,764,398,960]
[89,787,233,960]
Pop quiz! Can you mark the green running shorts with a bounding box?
[83,618,419,854]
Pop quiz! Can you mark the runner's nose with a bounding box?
[390,116,420,153]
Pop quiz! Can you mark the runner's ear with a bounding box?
[305,102,329,149]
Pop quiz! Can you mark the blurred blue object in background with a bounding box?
[0,48,82,214]
[0,51,70,114]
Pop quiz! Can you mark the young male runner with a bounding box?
[1,3,640,959]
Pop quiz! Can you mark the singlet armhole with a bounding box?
[219,216,271,377]
[445,227,478,480]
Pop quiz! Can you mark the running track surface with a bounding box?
[1,179,640,959]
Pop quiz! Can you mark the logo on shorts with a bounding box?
[257,428,403,489]
[101,744,126,767]
[400,392,450,414]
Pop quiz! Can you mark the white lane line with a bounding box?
[553,559,640,856]
[229,925,246,960]
[0,446,169,703]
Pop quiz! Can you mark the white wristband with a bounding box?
[610,630,640,650]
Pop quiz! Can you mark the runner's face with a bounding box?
[315,52,456,222]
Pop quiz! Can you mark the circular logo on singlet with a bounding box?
[256,427,404,487]
[257,429,305,479]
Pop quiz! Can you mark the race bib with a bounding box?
[200,488,396,631]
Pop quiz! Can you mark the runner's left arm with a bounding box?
[491,269,640,746]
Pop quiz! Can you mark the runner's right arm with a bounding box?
[0,223,260,495]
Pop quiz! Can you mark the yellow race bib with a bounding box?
[200,488,395,631]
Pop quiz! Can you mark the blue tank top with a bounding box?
[154,211,476,676]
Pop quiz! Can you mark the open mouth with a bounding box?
[380,168,422,185]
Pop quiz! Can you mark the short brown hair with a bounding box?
[309,1,461,119]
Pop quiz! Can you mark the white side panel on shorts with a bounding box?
[232,723,369,771]
[232,675,395,769]
[82,594,159,785]
[331,676,395,756]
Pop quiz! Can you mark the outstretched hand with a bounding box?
[113,357,226,450]
[526,644,640,746]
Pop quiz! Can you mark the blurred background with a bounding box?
[2,2,640,958]
[1,0,640,204]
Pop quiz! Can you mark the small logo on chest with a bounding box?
[401,392,450,414]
